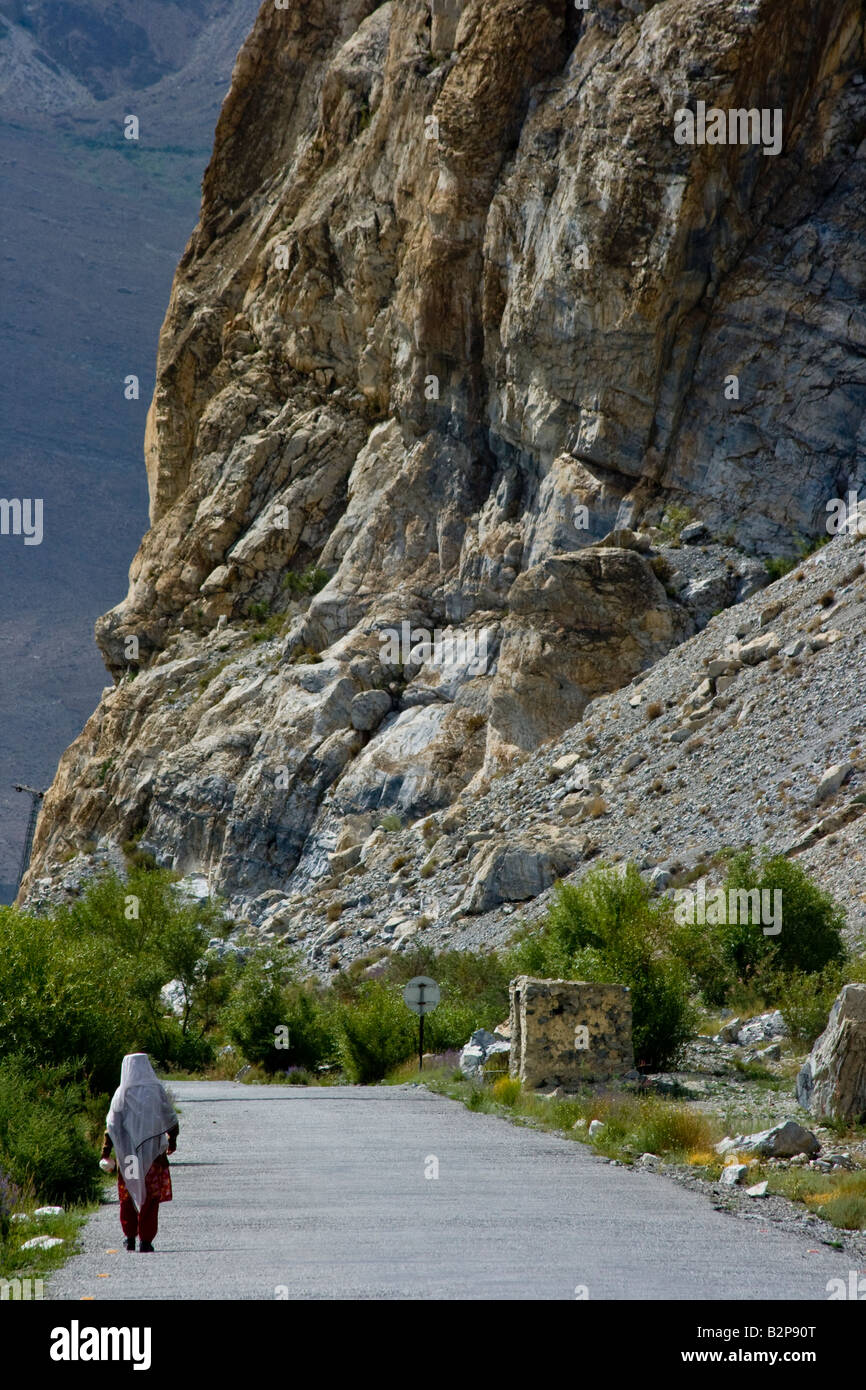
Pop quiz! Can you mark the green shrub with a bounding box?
[721,852,846,981]
[333,982,417,1083]
[281,986,337,1069]
[0,1059,98,1206]
[0,869,232,1092]
[507,866,694,1070]
[765,555,796,582]
[221,948,300,1073]
[670,913,736,1006]
[282,566,329,599]
[777,962,863,1047]
[658,504,692,543]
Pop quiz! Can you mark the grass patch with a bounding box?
[0,1197,92,1284]
[765,1167,866,1231]
[415,1069,723,1164]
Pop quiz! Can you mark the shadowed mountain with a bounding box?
[0,0,262,895]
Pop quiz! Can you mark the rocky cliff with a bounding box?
[22,0,866,944]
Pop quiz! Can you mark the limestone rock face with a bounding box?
[797,985,866,1122]
[22,0,866,917]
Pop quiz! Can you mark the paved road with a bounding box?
[47,1082,854,1300]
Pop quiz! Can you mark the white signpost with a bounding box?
[402,976,441,1069]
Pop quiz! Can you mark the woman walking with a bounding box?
[101,1053,179,1252]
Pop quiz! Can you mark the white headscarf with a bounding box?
[106,1054,178,1212]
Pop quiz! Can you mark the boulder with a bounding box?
[736,1010,787,1047]
[349,689,392,732]
[550,753,582,778]
[459,1028,511,1078]
[160,979,186,1019]
[328,844,362,875]
[813,761,853,806]
[716,1017,742,1044]
[796,984,866,1121]
[725,1120,820,1159]
[706,657,740,678]
[736,631,780,665]
[649,867,671,891]
[461,842,577,914]
[720,1163,749,1187]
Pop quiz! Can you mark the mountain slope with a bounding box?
[21,0,866,944]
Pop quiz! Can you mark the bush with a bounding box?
[720,852,846,981]
[0,869,232,1092]
[670,913,736,1007]
[334,982,417,1083]
[282,566,329,599]
[281,986,337,1070]
[222,948,300,1072]
[0,1059,98,1206]
[507,866,694,1070]
[658,504,692,543]
[631,1102,717,1159]
[777,961,864,1048]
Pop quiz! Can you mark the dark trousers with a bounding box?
[119,1189,159,1244]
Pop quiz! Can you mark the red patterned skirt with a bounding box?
[117,1152,173,1205]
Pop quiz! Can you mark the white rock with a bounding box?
[459,1029,510,1078]
[813,761,853,806]
[349,689,392,732]
[797,983,866,1120]
[550,753,581,777]
[737,631,780,665]
[736,1120,819,1158]
[745,1181,768,1198]
[716,1017,742,1044]
[588,1119,605,1138]
[34,1205,64,1217]
[21,1235,64,1250]
[737,1010,787,1046]
[720,1163,749,1187]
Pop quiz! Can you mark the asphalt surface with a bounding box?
[46,1081,856,1301]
